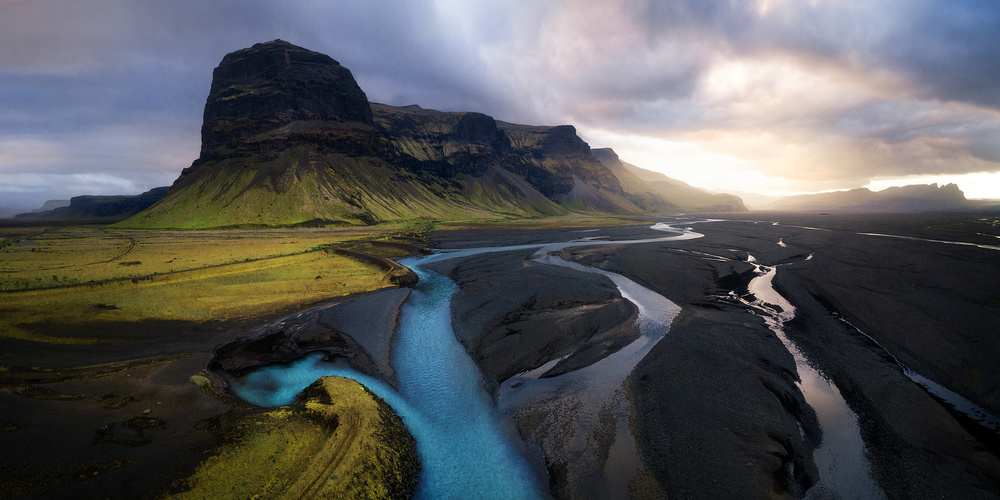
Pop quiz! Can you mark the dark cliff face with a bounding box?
[449,112,510,149]
[201,40,372,155]
[540,125,591,156]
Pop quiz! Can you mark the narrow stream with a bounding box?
[860,232,1000,251]
[389,266,548,499]
[740,256,885,499]
[227,265,550,500]
[836,316,1000,434]
[497,251,681,498]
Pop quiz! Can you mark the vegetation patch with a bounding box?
[0,224,424,344]
[168,376,419,499]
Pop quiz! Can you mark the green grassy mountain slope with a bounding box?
[123,143,565,228]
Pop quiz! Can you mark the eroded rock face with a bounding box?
[201,39,373,155]
[449,112,510,149]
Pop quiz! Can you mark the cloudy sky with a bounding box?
[2,0,999,212]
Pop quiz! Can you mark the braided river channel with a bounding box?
[225,220,923,498]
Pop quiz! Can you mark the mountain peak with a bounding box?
[200,39,372,155]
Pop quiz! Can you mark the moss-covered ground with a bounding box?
[169,376,419,499]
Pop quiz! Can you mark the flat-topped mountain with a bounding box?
[765,183,972,212]
[31,199,71,213]
[13,187,168,223]
[122,40,744,228]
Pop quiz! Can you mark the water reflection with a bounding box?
[743,259,885,499]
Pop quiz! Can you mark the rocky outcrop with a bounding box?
[200,40,373,156]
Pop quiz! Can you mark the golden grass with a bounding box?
[0,224,410,290]
[0,224,413,343]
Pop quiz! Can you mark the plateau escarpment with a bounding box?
[122,40,744,229]
[765,183,973,212]
[12,187,168,223]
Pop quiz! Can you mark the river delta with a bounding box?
[2,212,1000,498]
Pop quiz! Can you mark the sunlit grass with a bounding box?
[172,376,417,499]
[0,224,413,290]
[0,224,418,343]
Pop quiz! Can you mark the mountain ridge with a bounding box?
[120,40,745,229]
[764,183,973,212]
[10,187,169,223]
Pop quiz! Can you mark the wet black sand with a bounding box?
[430,212,1000,498]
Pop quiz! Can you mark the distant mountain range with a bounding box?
[114,40,744,229]
[10,187,168,223]
[763,183,977,212]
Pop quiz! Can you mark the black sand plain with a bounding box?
[2,212,999,498]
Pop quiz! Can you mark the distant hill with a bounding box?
[13,187,168,223]
[764,183,972,212]
[120,40,745,229]
[728,191,781,211]
[591,149,745,212]
[31,199,71,213]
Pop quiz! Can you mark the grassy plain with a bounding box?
[0,223,422,344]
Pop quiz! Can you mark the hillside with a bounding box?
[765,183,972,212]
[121,40,744,229]
[31,199,71,213]
[592,149,746,212]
